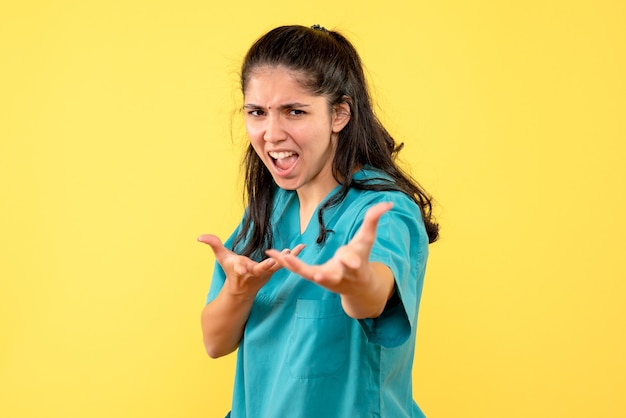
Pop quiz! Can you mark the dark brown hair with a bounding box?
[234,25,439,259]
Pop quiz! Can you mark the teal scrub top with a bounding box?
[207,168,429,418]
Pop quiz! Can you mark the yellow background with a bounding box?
[1,0,624,417]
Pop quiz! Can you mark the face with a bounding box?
[243,66,350,201]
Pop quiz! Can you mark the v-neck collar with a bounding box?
[275,183,342,246]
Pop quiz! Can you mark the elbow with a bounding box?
[204,345,225,359]
[203,338,237,359]
[341,300,386,320]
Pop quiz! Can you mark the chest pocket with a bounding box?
[287,298,349,379]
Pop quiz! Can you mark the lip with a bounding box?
[268,150,297,160]
[267,150,299,178]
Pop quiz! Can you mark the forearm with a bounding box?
[340,262,395,319]
[201,289,256,358]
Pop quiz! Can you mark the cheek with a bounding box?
[245,123,263,144]
[245,121,257,137]
[249,139,264,158]
[309,126,336,150]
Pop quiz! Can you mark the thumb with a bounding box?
[197,234,230,261]
[355,202,394,244]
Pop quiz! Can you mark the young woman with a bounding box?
[199,24,439,418]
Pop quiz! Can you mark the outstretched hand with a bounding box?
[198,234,305,299]
[265,202,394,298]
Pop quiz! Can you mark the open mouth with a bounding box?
[269,151,299,172]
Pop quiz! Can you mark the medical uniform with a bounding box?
[207,168,429,417]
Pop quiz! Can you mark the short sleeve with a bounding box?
[359,193,429,347]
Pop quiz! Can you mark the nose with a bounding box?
[263,114,287,143]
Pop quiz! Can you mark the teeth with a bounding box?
[269,151,295,160]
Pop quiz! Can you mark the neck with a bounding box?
[296,177,339,234]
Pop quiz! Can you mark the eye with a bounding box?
[288,109,306,116]
[247,109,265,117]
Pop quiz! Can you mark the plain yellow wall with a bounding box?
[1,1,625,417]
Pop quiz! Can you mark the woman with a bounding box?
[199,24,438,418]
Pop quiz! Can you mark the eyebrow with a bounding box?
[243,102,311,110]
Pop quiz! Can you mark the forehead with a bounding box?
[244,66,314,99]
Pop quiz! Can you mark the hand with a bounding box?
[265,202,394,297]
[198,234,305,299]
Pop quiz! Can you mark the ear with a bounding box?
[331,99,351,133]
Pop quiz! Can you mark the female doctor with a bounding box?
[198,24,439,418]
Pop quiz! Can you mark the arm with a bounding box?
[200,285,258,358]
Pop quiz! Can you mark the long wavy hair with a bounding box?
[233,25,439,260]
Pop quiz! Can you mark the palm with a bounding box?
[266,202,393,295]
[198,234,305,296]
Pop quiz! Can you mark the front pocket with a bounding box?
[287,298,349,379]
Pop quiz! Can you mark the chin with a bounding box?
[271,177,300,191]
[275,183,299,191]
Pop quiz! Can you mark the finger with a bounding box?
[250,257,277,276]
[354,202,394,245]
[253,244,305,276]
[291,244,306,257]
[197,234,231,262]
[265,249,317,280]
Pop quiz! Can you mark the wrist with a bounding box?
[340,262,395,319]
[222,280,259,302]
